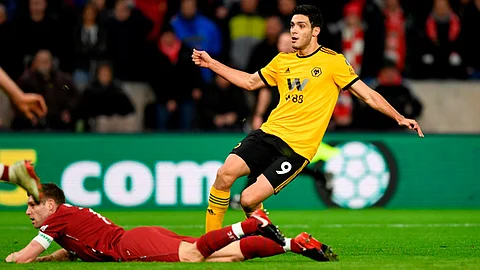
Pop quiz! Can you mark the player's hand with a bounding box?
[398,118,424,138]
[5,252,17,263]
[13,93,48,123]
[192,49,213,68]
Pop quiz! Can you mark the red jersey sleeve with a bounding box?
[33,211,68,249]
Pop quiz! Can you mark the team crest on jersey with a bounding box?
[40,225,49,232]
[311,67,322,77]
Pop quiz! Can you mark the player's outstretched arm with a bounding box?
[192,49,265,91]
[348,80,424,137]
[35,249,75,262]
[5,239,45,263]
[0,67,48,121]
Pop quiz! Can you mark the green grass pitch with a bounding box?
[1,209,480,269]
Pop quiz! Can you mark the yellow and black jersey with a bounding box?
[258,46,359,160]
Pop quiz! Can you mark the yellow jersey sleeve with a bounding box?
[332,54,360,90]
[258,55,279,87]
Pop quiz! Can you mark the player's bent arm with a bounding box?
[348,80,405,123]
[209,60,266,91]
[6,239,45,263]
[35,249,74,262]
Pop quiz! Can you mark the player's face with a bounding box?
[290,15,319,50]
[25,196,52,229]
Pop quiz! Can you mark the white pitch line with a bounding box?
[3,223,480,231]
[310,223,480,228]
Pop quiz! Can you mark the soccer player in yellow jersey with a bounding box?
[193,4,424,233]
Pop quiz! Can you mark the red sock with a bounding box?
[289,239,304,254]
[196,218,258,258]
[239,236,285,259]
[1,166,9,181]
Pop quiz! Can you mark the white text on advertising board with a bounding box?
[61,161,222,207]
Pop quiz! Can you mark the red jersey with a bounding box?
[35,204,125,262]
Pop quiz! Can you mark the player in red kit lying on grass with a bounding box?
[5,183,337,263]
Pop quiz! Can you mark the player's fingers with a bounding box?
[415,124,425,138]
[25,110,34,121]
[36,96,48,114]
[408,120,417,129]
[401,121,413,129]
[32,105,44,118]
[192,53,201,61]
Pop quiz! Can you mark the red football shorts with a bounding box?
[116,226,198,262]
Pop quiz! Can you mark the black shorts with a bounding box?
[230,129,309,194]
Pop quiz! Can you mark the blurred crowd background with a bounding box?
[0,0,479,133]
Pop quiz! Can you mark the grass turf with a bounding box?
[1,209,479,269]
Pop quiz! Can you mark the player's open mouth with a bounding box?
[292,37,299,42]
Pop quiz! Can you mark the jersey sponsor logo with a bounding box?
[285,94,304,103]
[276,161,292,175]
[311,67,322,77]
[40,225,49,232]
[287,78,309,91]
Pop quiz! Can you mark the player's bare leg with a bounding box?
[206,154,250,232]
[240,175,274,217]
[0,161,41,203]
[205,241,244,262]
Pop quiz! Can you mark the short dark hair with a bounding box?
[292,4,323,29]
[41,183,66,205]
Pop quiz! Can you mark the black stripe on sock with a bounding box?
[209,194,230,202]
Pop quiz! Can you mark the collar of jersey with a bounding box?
[296,45,322,58]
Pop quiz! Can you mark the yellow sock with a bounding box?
[206,187,230,233]
[244,202,264,219]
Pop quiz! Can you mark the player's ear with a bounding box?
[312,26,321,38]
[46,198,55,210]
